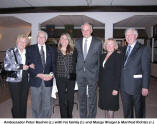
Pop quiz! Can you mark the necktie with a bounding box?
[83,39,88,59]
[40,46,45,69]
[124,45,131,65]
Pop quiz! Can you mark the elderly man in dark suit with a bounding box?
[121,28,150,118]
[26,30,56,118]
[75,22,102,118]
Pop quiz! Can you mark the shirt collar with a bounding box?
[38,44,46,49]
[18,48,26,55]
[83,36,92,41]
[129,41,137,49]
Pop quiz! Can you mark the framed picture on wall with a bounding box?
[116,39,123,47]
[46,25,56,38]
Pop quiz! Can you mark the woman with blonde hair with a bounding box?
[56,33,77,118]
[4,34,32,118]
[98,38,122,118]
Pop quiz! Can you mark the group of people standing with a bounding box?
[3,22,150,118]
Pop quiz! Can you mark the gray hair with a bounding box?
[125,28,138,37]
[37,30,48,40]
[81,22,93,30]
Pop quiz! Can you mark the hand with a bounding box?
[142,88,149,96]
[36,74,53,81]
[36,73,45,80]
[23,65,29,70]
[29,64,35,69]
[112,90,118,96]
[43,74,53,81]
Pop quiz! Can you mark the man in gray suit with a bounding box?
[75,23,102,118]
[121,28,150,118]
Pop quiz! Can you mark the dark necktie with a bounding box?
[124,45,131,65]
[83,39,88,60]
[40,46,45,69]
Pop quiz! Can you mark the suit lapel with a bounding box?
[36,44,50,69]
[125,42,140,66]
[79,37,95,60]
[85,37,95,60]
[79,38,84,58]
[45,45,50,66]
[36,44,40,56]
[101,53,106,69]
[35,44,43,66]
[87,37,95,57]
[122,46,127,65]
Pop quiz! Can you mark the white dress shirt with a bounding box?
[18,48,26,77]
[18,49,26,65]
[103,60,106,68]
[82,36,92,54]
[126,41,137,55]
[38,44,47,63]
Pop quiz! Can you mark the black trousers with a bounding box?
[56,77,75,118]
[121,91,146,118]
[8,71,29,118]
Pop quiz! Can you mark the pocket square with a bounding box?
[133,74,142,78]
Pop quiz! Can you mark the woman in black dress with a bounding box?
[98,38,121,118]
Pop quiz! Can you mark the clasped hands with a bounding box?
[23,64,34,70]
[36,73,53,81]
[26,63,54,81]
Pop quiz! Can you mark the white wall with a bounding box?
[0,12,157,49]
[151,63,157,77]
[0,25,31,51]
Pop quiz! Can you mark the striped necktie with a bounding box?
[124,45,131,65]
[40,46,45,69]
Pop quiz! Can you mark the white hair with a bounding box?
[81,22,93,30]
[125,28,138,37]
[37,30,48,40]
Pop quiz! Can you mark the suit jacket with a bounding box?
[98,50,121,90]
[4,47,27,83]
[26,44,56,87]
[121,42,150,95]
[75,36,102,83]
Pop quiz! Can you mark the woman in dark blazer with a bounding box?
[4,34,32,118]
[56,33,77,118]
[98,38,122,118]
